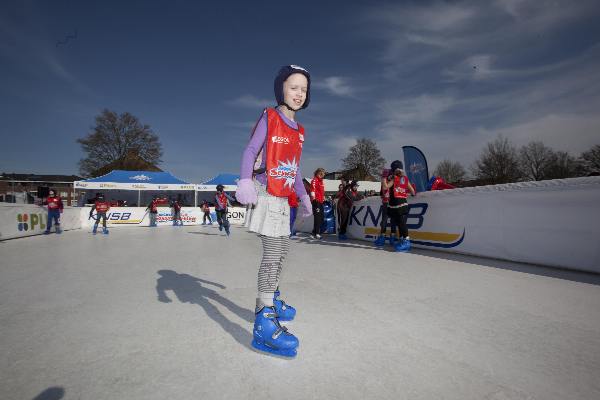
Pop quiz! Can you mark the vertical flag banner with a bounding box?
[402,146,429,192]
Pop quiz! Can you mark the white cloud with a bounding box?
[314,76,355,97]
[378,95,457,127]
[227,94,272,108]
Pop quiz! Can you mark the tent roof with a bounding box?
[202,174,239,186]
[82,170,189,184]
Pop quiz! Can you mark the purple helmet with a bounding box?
[274,65,311,109]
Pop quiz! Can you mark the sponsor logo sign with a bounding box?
[17,213,46,231]
[349,202,465,248]
[130,174,151,181]
[271,136,290,144]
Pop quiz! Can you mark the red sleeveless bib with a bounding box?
[95,201,110,213]
[265,108,304,197]
[392,176,410,199]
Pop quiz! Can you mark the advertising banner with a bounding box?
[402,145,429,193]
[0,204,81,240]
[297,177,600,273]
[80,207,248,227]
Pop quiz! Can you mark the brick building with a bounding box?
[0,173,82,206]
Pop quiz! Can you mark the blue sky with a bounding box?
[1,0,599,183]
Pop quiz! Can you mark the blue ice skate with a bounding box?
[374,235,386,247]
[43,230,51,235]
[218,224,223,231]
[252,306,298,358]
[92,226,98,235]
[103,227,109,235]
[388,236,397,246]
[338,233,348,240]
[394,238,411,252]
[273,290,296,322]
[402,238,411,251]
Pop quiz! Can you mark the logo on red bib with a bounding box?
[268,157,298,190]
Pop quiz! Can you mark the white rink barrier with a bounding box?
[297,177,600,273]
[80,207,247,227]
[0,204,82,240]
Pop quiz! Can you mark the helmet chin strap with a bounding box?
[281,102,301,112]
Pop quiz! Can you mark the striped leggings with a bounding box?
[257,235,290,299]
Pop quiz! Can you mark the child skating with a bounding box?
[215,184,235,236]
[236,65,313,358]
[89,193,110,235]
[201,201,212,225]
[171,198,183,226]
[42,189,64,234]
[381,160,416,252]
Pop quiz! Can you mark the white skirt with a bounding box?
[248,181,290,237]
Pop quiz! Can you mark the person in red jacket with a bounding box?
[310,167,326,239]
[43,189,64,234]
[146,197,159,227]
[89,193,111,235]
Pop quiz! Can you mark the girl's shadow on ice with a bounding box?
[156,269,254,350]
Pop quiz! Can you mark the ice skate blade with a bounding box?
[251,340,297,358]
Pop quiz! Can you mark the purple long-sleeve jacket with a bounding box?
[240,108,308,198]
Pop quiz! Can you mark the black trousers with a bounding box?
[380,203,388,234]
[203,211,212,223]
[216,209,229,227]
[387,206,409,238]
[312,201,324,235]
[337,203,351,235]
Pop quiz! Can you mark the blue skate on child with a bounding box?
[374,235,386,247]
[273,290,296,322]
[252,306,299,358]
[395,238,411,252]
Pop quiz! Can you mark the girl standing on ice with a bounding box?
[236,65,313,358]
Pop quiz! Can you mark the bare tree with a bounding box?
[518,141,555,181]
[471,136,522,184]
[77,109,163,177]
[579,144,600,175]
[546,151,579,179]
[341,138,386,180]
[433,159,466,183]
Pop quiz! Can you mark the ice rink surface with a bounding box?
[1,225,600,400]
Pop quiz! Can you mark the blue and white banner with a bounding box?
[403,146,429,193]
